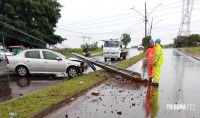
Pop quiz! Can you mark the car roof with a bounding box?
[24,49,53,51]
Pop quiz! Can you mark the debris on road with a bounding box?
[117,111,122,115]
[70,98,76,101]
[91,91,100,96]
[79,81,84,84]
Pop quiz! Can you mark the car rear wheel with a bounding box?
[117,58,120,61]
[16,66,29,77]
[16,77,31,87]
[67,66,78,78]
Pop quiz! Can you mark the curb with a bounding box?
[28,78,106,118]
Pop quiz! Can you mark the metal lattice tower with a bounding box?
[178,0,194,36]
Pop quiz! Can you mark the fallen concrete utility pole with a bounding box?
[72,53,141,80]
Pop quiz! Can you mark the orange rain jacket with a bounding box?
[145,45,156,78]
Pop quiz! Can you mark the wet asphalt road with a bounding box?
[45,49,200,118]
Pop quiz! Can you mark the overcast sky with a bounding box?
[55,0,200,48]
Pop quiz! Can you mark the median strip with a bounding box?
[0,53,144,118]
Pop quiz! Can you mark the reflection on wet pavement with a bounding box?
[0,75,66,103]
[45,49,200,118]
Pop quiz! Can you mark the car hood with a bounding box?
[64,57,84,66]
[67,57,83,62]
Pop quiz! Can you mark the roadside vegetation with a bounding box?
[186,47,200,55]
[0,53,144,118]
[174,34,200,55]
[54,48,103,57]
[142,36,152,52]
[54,42,103,57]
[174,34,200,48]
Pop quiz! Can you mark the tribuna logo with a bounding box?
[167,104,195,110]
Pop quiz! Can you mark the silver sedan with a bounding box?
[7,49,85,77]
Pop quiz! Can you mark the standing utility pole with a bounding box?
[145,2,147,38]
[178,0,194,36]
[131,2,161,38]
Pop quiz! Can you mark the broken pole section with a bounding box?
[72,53,141,80]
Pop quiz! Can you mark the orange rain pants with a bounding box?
[145,46,156,78]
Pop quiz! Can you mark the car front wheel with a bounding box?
[67,66,78,78]
[16,66,29,77]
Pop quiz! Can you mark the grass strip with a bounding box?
[186,47,200,55]
[0,53,144,118]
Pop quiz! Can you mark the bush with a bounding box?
[142,36,152,52]
[81,42,98,51]
[174,34,200,47]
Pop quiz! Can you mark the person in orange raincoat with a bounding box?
[145,39,156,83]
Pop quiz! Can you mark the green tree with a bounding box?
[174,34,200,47]
[0,0,64,48]
[142,36,152,52]
[121,33,131,48]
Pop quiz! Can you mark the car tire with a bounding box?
[16,66,29,77]
[67,66,78,78]
[123,55,126,60]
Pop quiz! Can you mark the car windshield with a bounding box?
[104,41,120,47]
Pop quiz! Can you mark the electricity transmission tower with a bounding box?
[178,0,194,36]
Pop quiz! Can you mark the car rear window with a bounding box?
[25,51,41,59]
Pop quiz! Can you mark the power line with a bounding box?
[59,15,140,28]
[0,30,44,48]
[57,1,183,28]
[0,22,57,48]
[0,14,60,44]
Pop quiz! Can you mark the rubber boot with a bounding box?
[152,83,159,87]
[148,78,152,83]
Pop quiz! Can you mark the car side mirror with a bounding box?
[56,57,62,61]
[101,45,103,49]
[120,45,122,48]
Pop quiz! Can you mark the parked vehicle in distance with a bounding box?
[7,49,85,77]
[137,45,144,51]
[8,45,25,55]
[0,45,13,61]
[103,39,128,61]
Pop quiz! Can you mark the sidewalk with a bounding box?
[177,48,200,61]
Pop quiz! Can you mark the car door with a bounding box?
[42,51,65,73]
[24,50,44,72]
